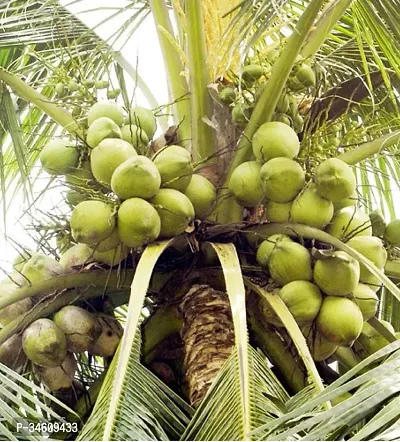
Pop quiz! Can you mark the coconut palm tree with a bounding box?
[2,0,400,440]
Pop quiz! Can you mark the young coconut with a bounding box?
[241,64,264,83]
[228,161,264,207]
[268,241,312,286]
[12,249,36,274]
[326,206,372,240]
[22,319,67,367]
[90,138,138,187]
[53,306,101,353]
[313,251,360,296]
[290,183,334,229]
[70,200,116,245]
[88,315,123,357]
[182,174,216,219]
[384,219,400,246]
[360,273,383,293]
[94,228,122,253]
[22,254,63,283]
[316,296,363,347]
[153,145,193,191]
[314,158,356,202]
[252,121,300,162]
[59,243,94,273]
[305,329,338,362]
[150,189,195,238]
[295,64,316,87]
[351,283,379,321]
[0,335,27,370]
[117,198,161,248]
[34,353,77,391]
[260,157,305,203]
[111,156,161,200]
[87,101,124,127]
[39,139,79,176]
[126,106,157,140]
[256,234,293,268]
[333,188,358,212]
[0,297,33,326]
[120,124,149,150]
[357,321,394,355]
[86,117,122,148]
[92,244,129,267]
[219,87,236,104]
[265,201,292,222]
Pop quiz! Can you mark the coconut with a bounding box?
[22,254,63,283]
[332,188,358,211]
[86,117,122,148]
[315,158,356,202]
[12,249,36,274]
[306,329,338,362]
[232,103,251,127]
[326,207,372,240]
[316,296,363,346]
[265,201,292,222]
[87,101,124,127]
[95,80,109,89]
[313,251,360,296]
[153,145,193,191]
[150,189,195,238]
[34,353,77,391]
[182,174,216,219]
[357,322,393,355]
[120,124,149,149]
[369,210,386,238]
[360,273,383,293]
[219,87,236,104]
[228,161,264,207]
[384,219,400,245]
[276,94,290,114]
[126,106,157,140]
[107,89,121,99]
[351,283,379,320]
[346,236,387,281]
[260,157,305,203]
[39,139,79,176]
[268,241,312,286]
[296,64,316,87]
[0,297,33,326]
[252,122,300,162]
[90,138,138,187]
[92,244,129,267]
[256,234,293,268]
[279,280,322,324]
[88,315,123,357]
[0,335,27,369]
[241,64,264,82]
[94,228,121,253]
[111,156,161,200]
[290,184,334,228]
[117,198,161,248]
[22,319,67,367]
[70,200,116,245]
[59,243,94,273]
[53,306,101,353]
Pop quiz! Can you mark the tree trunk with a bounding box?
[179,284,234,407]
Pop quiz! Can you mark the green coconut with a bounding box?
[0,335,27,369]
[219,87,236,104]
[107,88,121,99]
[260,157,305,203]
[55,83,65,95]
[290,184,334,228]
[232,103,251,127]
[265,201,292,222]
[90,138,138,187]
[34,353,76,391]
[92,244,129,267]
[361,273,383,293]
[22,254,63,283]
[120,124,149,149]
[316,296,363,346]
[256,234,293,268]
[153,145,193,191]
[0,296,33,326]
[150,189,195,238]
[88,315,123,357]
[117,198,161,248]
[70,200,116,245]
[83,79,95,88]
[384,219,400,245]
[315,158,356,202]
[346,236,387,280]
[111,156,161,200]
[95,80,109,89]
[274,113,292,126]
[332,188,358,211]
[369,210,386,238]
[313,251,360,296]
[241,64,264,83]
[12,249,36,274]
[293,114,304,133]
[296,64,316,87]
[39,139,79,176]
[86,117,122,148]
[22,319,67,367]
[228,161,264,207]
[306,329,338,362]
[182,174,216,219]
[87,101,124,127]
[279,280,323,324]
[276,94,290,114]
[59,243,94,273]
[252,122,300,162]
[54,306,101,353]
[326,207,372,240]
[351,283,379,321]
[357,321,394,355]
[126,106,157,140]
[268,241,312,286]
[94,228,121,253]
